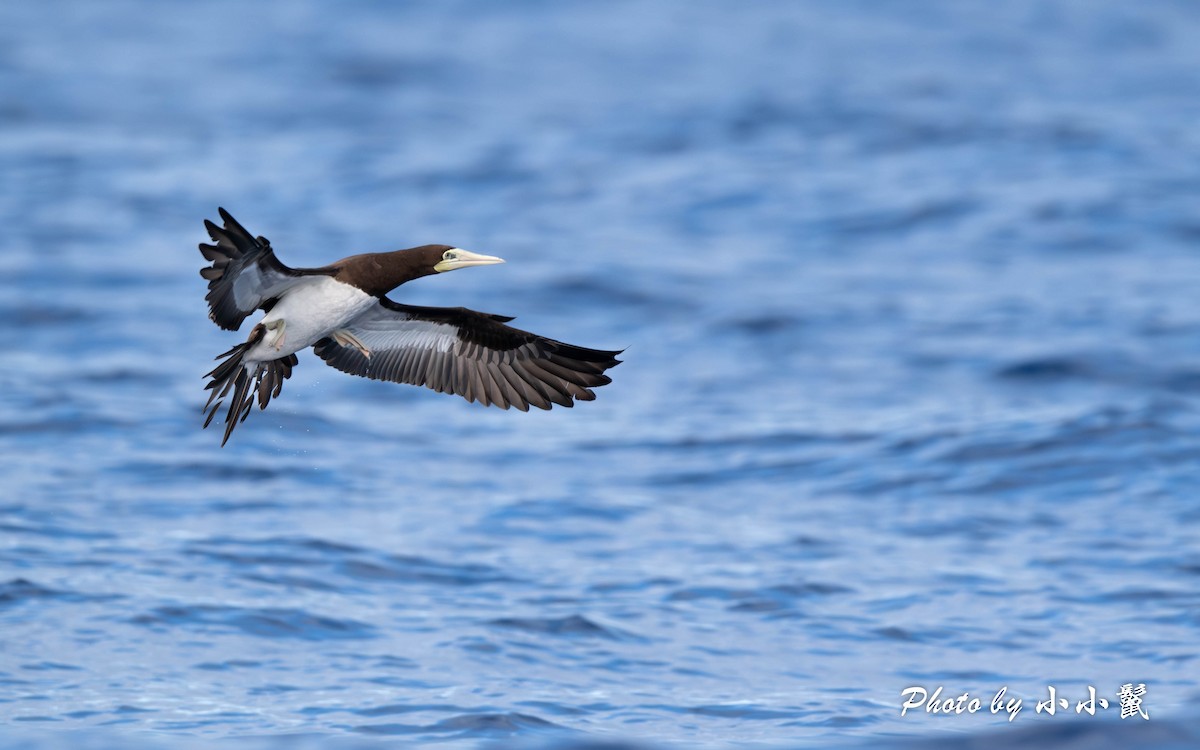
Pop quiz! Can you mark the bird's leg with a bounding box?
[264,319,286,351]
[333,329,371,359]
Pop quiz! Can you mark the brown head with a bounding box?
[332,245,505,297]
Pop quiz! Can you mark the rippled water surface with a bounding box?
[3,1,1200,748]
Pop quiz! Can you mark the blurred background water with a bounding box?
[2,1,1200,748]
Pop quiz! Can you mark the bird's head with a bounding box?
[335,244,508,296]
[425,245,506,274]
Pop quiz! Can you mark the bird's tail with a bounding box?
[203,324,298,446]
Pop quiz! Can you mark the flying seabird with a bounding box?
[198,208,621,445]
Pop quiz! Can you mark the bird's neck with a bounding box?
[335,250,433,297]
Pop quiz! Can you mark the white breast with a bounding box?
[248,277,376,360]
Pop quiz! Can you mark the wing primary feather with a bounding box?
[505,361,553,410]
[201,325,294,446]
[533,357,598,388]
[440,351,456,394]
[467,360,488,405]
[489,362,525,409]
[257,367,272,409]
[507,359,576,405]
[407,347,424,385]
[498,362,539,410]
[477,358,510,407]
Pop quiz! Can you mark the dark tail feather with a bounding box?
[203,327,298,446]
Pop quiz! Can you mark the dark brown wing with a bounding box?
[312,300,622,410]
[201,323,299,447]
[198,207,333,331]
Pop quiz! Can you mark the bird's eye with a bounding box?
[443,250,458,261]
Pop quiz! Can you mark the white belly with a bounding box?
[247,277,375,360]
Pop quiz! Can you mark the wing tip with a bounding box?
[215,207,257,245]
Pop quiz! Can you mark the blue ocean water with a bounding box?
[2,1,1200,748]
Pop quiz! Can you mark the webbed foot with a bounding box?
[265,319,286,351]
[333,329,371,359]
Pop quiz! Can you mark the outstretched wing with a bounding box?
[313,300,621,410]
[198,208,333,331]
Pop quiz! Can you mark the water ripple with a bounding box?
[4,1,1200,748]
[488,615,642,642]
[353,711,567,738]
[129,605,375,640]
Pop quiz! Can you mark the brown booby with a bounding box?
[199,209,621,445]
